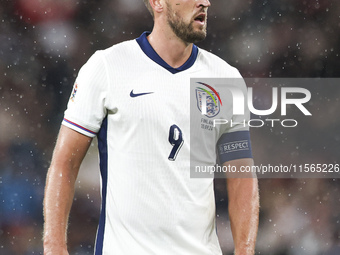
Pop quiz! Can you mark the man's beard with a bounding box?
[166,2,207,44]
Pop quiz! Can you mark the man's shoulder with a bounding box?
[99,39,139,57]
[77,39,142,79]
[197,47,241,77]
[78,39,136,70]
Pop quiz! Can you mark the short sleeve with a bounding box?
[62,51,108,137]
[216,77,253,163]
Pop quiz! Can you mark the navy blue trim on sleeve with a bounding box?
[136,31,198,74]
[95,117,108,255]
[217,130,253,164]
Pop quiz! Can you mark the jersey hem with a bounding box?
[62,118,97,137]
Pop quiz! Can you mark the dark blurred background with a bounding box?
[0,0,340,254]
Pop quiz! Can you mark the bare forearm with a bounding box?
[228,178,259,255]
[43,125,92,255]
[43,164,77,254]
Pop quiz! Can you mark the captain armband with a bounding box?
[217,130,253,164]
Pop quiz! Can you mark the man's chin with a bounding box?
[169,21,207,44]
[188,30,207,43]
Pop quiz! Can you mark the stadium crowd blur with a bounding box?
[1,0,340,254]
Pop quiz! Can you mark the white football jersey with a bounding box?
[62,32,251,255]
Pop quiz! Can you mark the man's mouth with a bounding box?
[194,13,206,25]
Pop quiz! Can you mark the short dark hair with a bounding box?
[143,0,154,17]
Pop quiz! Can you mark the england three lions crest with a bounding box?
[196,88,221,118]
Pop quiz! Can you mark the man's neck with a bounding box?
[147,24,193,69]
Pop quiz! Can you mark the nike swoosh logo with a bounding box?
[130,90,154,98]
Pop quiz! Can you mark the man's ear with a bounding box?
[150,0,164,14]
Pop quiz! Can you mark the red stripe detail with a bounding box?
[63,118,96,135]
[197,82,223,106]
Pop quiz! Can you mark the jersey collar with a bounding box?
[136,31,198,74]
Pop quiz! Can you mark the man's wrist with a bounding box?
[43,236,68,254]
[234,246,255,255]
